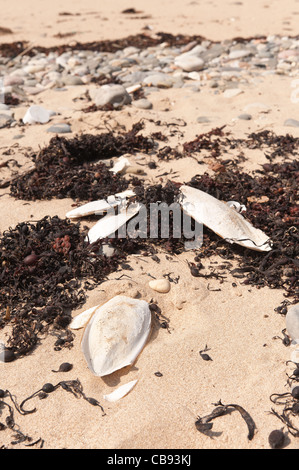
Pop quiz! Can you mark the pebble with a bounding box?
[0,114,12,128]
[284,118,299,127]
[23,105,52,124]
[62,75,84,86]
[132,98,153,109]
[149,278,171,293]
[238,113,252,120]
[47,123,72,134]
[223,88,243,98]
[286,303,299,341]
[89,84,131,107]
[174,55,204,72]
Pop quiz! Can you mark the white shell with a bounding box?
[85,202,141,244]
[179,185,272,252]
[81,295,152,377]
[103,379,138,402]
[66,189,135,219]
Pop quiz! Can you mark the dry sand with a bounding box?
[0,0,298,450]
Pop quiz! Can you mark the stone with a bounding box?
[0,114,12,128]
[228,49,252,60]
[62,75,84,86]
[46,123,72,134]
[223,88,243,98]
[286,303,299,340]
[238,113,252,120]
[89,84,131,108]
[143,73,173,88]
[132,98,153,109]
[23,105,52,124]
[284,118,299,127]
[196,116,211,123]
[3,75,24,86]
[174,55,204,72]
[149,278,171,293]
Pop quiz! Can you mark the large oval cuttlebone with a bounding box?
[80,295,152,377]
[179,185,272,252]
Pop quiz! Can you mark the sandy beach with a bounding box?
[0,0,298,450]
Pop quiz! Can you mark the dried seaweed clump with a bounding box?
[0,216,126,358]
[10,122,154,201]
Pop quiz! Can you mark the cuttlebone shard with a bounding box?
[66,189,135,219]
[179,185,272,252]
[103,379,138,402]
[109,156,131,174]
[81,295,152,377]
[70,305,100,330]
[85,202,141,244]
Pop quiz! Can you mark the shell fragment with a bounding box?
[179,185,272,252]
[103,379,138,402]
[85,202,141,244]
[81,295,152,377]
[66,189,135,219]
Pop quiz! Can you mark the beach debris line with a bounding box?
[72,295,152,377]
[195,400,256,441]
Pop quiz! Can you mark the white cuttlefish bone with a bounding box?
[78,295,151,377]
[179,185,272,252]
[85,202,141,244]
[109,156,131,174]
[69,304,100,330]
[103,379,138,402]
[65,189,135,219]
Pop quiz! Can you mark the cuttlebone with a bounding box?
[85,202,141,244]
[66,189,135,219]
[70,305,100,330]
[179,185,272,252]
[81,295,152,377]
[103,379,138,402]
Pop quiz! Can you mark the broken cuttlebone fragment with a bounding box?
[85,202,141,244]
[70,305,100,330]
[103,379,138,402]
[109,156,131,174]
[179,185,271,252]
[81,295,152,377]
[66,189,135,219]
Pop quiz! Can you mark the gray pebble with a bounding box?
[47,123,72,134]
[238,113,252,120]
[284,118,299,127]
[132,98,153,109]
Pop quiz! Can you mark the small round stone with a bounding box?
[149,278,171,293]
